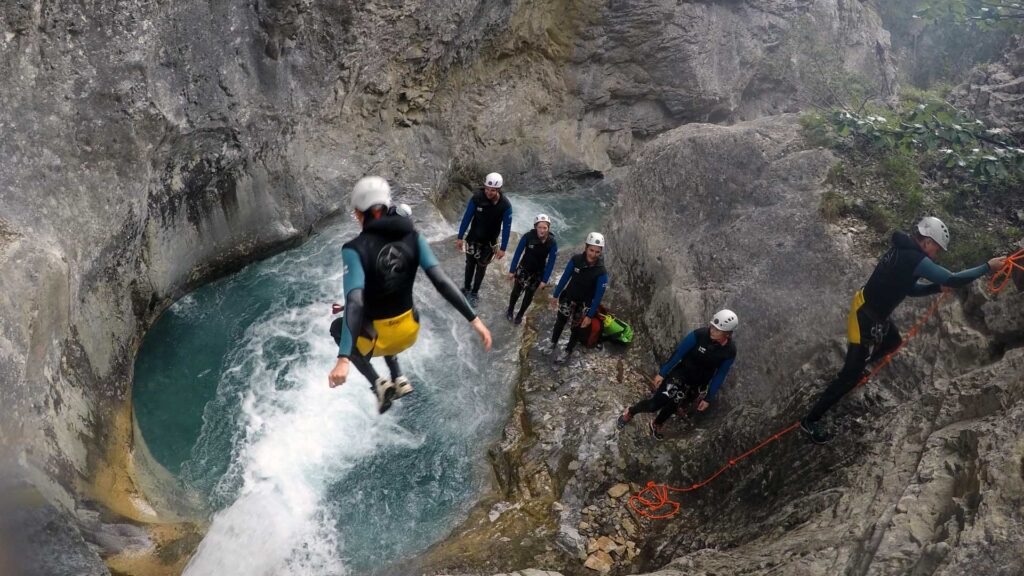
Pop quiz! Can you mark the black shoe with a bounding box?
[514,314,524,325]
[616,410,631,429]
[468,292,480,306]
[800,418,832,444]
[553,348,567,364]
[648,421,664,441]
[506,309,514,322]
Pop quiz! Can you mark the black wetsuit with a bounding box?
[458,189,512,295]
[806,231,991,423]
[507,229,558,320]
[629,328,736,426]
[551,253,608,354]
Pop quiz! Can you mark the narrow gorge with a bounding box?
[1,2,1021,575]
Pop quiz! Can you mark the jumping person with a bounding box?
[328,176,493,413]
[801,217,1008,444]
[617,310,738,440]
[456,172,513,304]
[506,214,558,325]
[548,232,609,364]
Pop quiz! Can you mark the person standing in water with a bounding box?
[329,176,492,413]
[506,213,558,325]
[548,232,609,364]
[456,172,513,304]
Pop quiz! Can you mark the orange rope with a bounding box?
[629,293,949,520]
[990,248,1024,294]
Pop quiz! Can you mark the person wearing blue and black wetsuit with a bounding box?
[506,213,558,325]
[801,217,1008,444]
[617,310,738,440]
[328,177,493,414]
[548,232,609,364]
[455,172,513,304]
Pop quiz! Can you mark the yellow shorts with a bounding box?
[846,290,866,345]
[355,309,420,357]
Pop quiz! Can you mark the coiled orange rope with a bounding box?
[629,292,950,520]
[990,248,1024,294]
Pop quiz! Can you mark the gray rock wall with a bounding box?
[0,0,898,571]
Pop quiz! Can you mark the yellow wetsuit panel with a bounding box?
[356,309,420,357]
[846,290,865,345]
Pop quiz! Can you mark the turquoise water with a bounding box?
[132,189,611,575]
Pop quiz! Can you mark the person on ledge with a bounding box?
[506,213,558,325]
[801,216,1008,444]
[456,172,513,305]
[548,232,608,365]
[617,310,738,440]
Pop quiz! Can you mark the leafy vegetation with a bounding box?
[915,0,1024,26]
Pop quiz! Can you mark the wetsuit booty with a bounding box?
[393,376,413,399]
[505,309,514,322]
[800,418,832,444]
[375,377,396,414]
[514,314,524,325]
[648,421,664,441]
[616,409,631,429]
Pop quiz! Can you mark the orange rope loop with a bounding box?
[629,293,950,520]
[990,248,1024,294]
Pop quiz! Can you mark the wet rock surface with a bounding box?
[0,0,973,574]
[428,115,1024,576]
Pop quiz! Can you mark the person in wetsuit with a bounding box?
[548,232,609,364]
[506,213,558,325]
[328,176,493,413]
[617,310,738,440]
[456,172,513,304]
[800,217,1008,444]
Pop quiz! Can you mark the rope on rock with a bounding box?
[629,292,950,520]
[990,248,1024,294]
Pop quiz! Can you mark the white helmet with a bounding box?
[585,232,605,247]
[534,213,551,226]
[350,176,392,212]
[395,203,413,217]
[917,216,949,251]
[710,309,738,332]
[484,172,504,189]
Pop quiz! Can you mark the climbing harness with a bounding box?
[629,292,950,520]
[990,248,1024,294]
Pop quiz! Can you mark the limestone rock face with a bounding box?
[951,35,1024,138]
[0,0,904,570]
[600,115,1024,575]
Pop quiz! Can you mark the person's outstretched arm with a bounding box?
[500,206,513,251]
[910,258,991,296]
[704,358,735,401]
[542,240,558,283]
[418,235,477,321]
[457,200,475,240]
[552,259,574,298]
[509,235,527,273]
[586,273,609,318]
[658,331,697,377]
[336,248,366,359]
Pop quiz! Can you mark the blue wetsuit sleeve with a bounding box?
[911,258,990,294]
[705,358,735,401]
[587,273,608,317]
[509,235,527,272]
[658,331,697,378]
[542,240,558,283]
[500,207,512,250]
[417,234,440,269]
[552,260,574,298]
[418,235,477,321]
[338,248,365,357]
[457,200,474,240]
